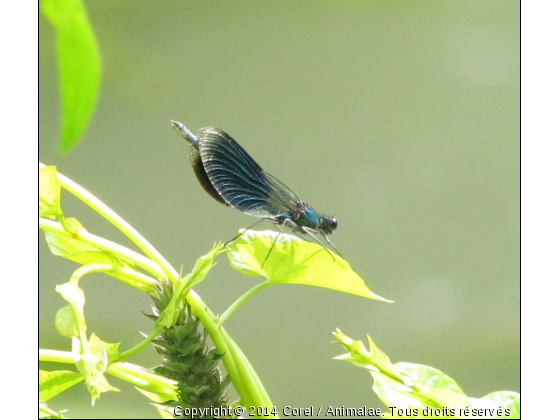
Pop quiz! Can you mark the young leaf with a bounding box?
[333,330,520,418]
[43,217,135,269]
[102,340,121,365]
[56,283,86,330]
[135,387,177,419]
[55,305,79,337]
[186,242,224,290]
[40,0,101,153]
[39,166,62,218]
[76,333,120,403]
[383,363,470,410]
[156,274,192,329]
[56,283,120,402]
[335,330,471,410]
[158,243,223,328]
[39,397,67,419]
[39,370,84,401]
[227,230,391,301]
[469,391,520,419]
[56,283,119,404]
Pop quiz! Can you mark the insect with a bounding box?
[171,120,341,263]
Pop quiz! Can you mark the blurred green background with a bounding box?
[39,1,520,418]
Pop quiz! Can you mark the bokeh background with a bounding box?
[39,1,520,418]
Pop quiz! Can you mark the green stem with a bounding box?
[120,323,165,360]
[39,218,165,279]
[39,349,75,364]
[39,163,276,414]
[225,332,275,410]
[40,215,274,409]
[40,162,177,281]
[67,265,160,360]
[188,290,275,415]
[39,349,177,395]
[68,263,156,292]
[110,267,157,292]
[218,281,271,326]
[107,362,176,395]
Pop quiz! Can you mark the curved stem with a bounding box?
[120,324,165,360]
[41,216,275,410]
[225,332,274,408]
[39,162,178,281]
[67,265,160,360]
[39,163,276,414]
[187,289,275,413]
[218,281,271,326]
[68,263,156,292]
[39,218,165,279]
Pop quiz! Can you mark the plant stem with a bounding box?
[68,263,156,292]
[120,324,165,360]
[39,164,276,415]
[40,162,177,281]
[39,218,165,278]
[218,281,271,326]
[186,290,275,413]
[39,349,75,364]
[39,349,177,395]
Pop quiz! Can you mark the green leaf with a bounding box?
[333,330,404,387]
[395,362,465,398]
[39,397,67,419]
[187,242,224,289]
[157,273,192,329]
[43,217,135,269]
[56,282,86,337]
[56,284,120,404]
[158,243,223,328]
[334,330,519,418]
[227,230,391,301]
[135,387,177,419]
[55,305,79,337]
[102,340,121,365]
[383,363,470,411]
[39,370,84,401]
[39,166,62,218]
[40,0,101,153]
[135,386,177,403]
[75,333,120,403]
[469,391,520,419]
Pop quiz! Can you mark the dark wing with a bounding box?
[188,143,230,206]
[196,127,301,218]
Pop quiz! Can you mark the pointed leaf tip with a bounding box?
[226,230,391,301]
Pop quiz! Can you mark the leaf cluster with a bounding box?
[333,330,520,419]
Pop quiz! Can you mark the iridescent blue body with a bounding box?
[171,121,338,248]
